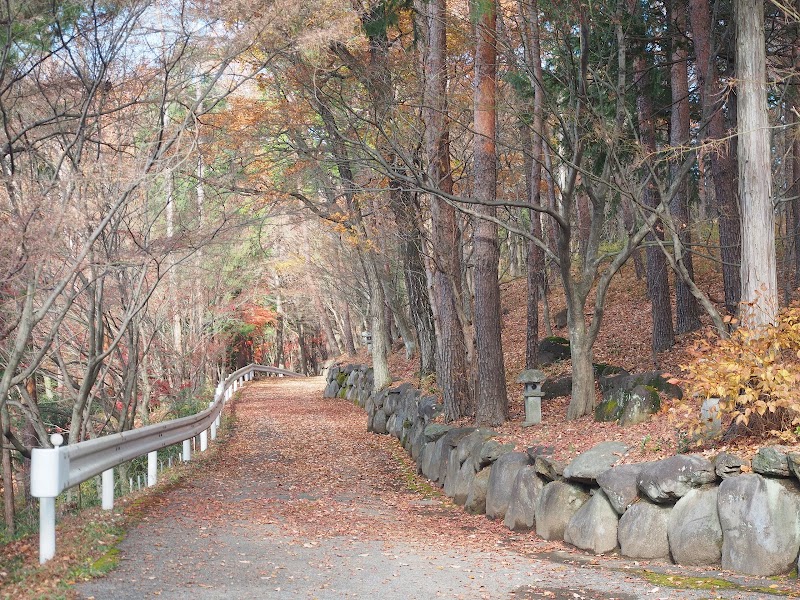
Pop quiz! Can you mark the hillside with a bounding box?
[346,262,799,466]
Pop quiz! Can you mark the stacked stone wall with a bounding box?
[324,365,800,577]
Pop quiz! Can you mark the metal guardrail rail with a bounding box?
[30,363,303,563]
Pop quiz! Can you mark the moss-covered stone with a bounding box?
[595,398,621,422]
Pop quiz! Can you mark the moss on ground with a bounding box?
[642,569,797,596]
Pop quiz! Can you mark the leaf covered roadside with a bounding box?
[0,429,231,600]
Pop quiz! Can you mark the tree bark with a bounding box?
[390,186,437,375]
[521,0,545,370]
[1,405,14,537]
[274,306,284,368]
[472,0,507,426]
[566,317,595,420]
[736,0,777,325]
[633,49,675,354]
[422,0,473,420]
[791,0,800,287]
[689,0,742,314]
[670,0,701,334]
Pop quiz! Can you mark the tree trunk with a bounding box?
[634,50,675,354]
[521,0,545,370]
[340,300,357,355]
[566,309,595,420]
[390,187,437,375]
[525,148,543,369]
[274,293,285,368]
[736,0,777,325]
[423,0,472,420]
[670,0,701,334]
[689,0,742,314]
[20,377,38,506]
[380,272,415,359]
[621,196,645,279]
[472,0,507,426]
[791,0,800,287]
[364,250,392,389]
[297,323,309,376]
[1,405,14,537]
[333,248,358,355]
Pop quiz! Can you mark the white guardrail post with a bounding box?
[30,364,302,563]
[102,469,114,509]
[147,451,157,487]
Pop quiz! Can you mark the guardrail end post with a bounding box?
[182,439,191,462]
[102,468,114,509]
[39,496,56,564]
[147,451,157,487]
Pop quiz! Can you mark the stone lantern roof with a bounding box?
[516,369,546,384]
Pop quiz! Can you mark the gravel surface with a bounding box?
[76,377,796,600]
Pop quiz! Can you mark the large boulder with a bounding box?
[618,385,661,426]
[323,380,339,398]
[602,371,683,400]
[465,467,492,514]
[534,455,566,481]
[790,452,800,482]
[503,467,545,531]
[452,460,477,506]
[595,386,660,425]
[372,409,388,435]
[751,446,791,477]
[423,423,451,444]
[668,487,722,566]
[472,439,514,471]
[442,431,495,502]
[718,474,800,576]
[538,336,570,364]
[418,396,443,421]
[563,441,628,484]
[408,419,427,461]
[432,428,477,485]
[534,481,589,541]
[326,365,340,384]
[457,429,496,466]
[420,441,439,480]
[596,463,648,514]
[714,452,748,479]
[563,489,619,554]
[617,500,671,559]
[594,363,630,391]
[485,452,531,520]
[637,455,716,503]
[443,447,463,498]
[541,376,572,400]
[386,412,402,438]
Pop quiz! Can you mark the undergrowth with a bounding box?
[675,306,800,443]
[0,412,234,600]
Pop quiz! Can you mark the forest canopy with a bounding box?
[0,0,796,534]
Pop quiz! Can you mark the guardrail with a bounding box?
[30,363,303,563]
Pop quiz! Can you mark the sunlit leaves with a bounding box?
[675,306,800,440]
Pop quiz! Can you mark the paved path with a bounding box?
[77,378,795,600]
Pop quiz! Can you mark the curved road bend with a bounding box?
[77,377,795,600]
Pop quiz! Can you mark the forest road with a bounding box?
[76,377,795,600]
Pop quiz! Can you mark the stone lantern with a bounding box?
[360,330,373,354]
[517,369,546,426]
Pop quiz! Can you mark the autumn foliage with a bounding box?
[678,309,800,441]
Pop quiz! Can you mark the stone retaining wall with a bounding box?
[324,364,800,578]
